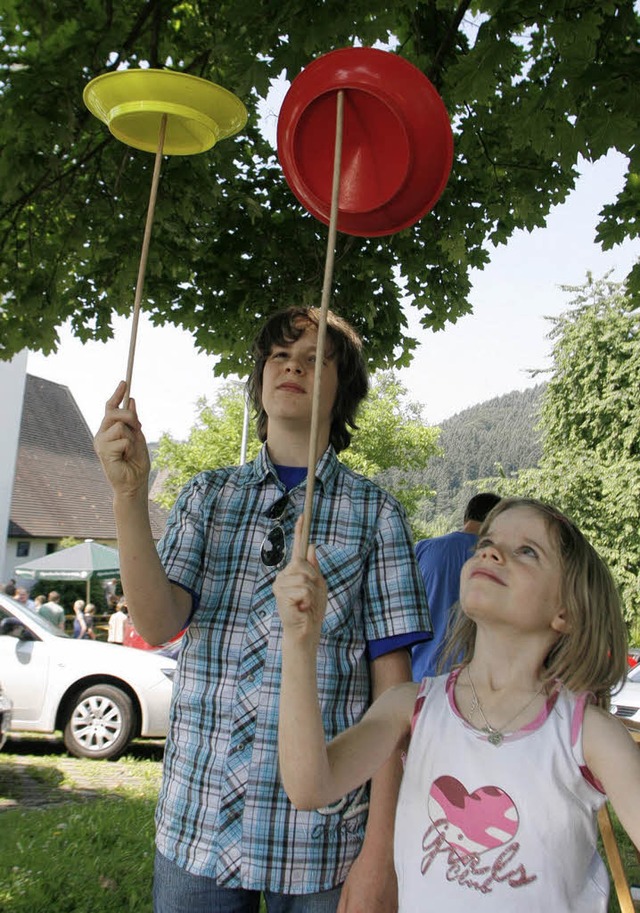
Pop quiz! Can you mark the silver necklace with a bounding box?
[466,667,545,747]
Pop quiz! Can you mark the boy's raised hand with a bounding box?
[274,515,327,645]
[93,380,151,497]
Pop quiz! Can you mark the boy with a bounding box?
[94,306,430,912]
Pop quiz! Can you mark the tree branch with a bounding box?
[428,0,473,83]
[0,137,111,246]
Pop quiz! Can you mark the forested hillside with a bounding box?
[418,385,544,530]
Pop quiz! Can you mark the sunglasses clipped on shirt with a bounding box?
[260,494,290,569]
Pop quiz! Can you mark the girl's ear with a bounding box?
[551,607,571,635]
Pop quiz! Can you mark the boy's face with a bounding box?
[261,325,339,433]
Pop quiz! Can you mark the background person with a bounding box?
[82,603,97,639]
[108,598,127,644]
[15,587,35,609]
[37,591,65,631]
[277,497,637,912]
[411,492,500,681]
[72,599,87,638]
[94,306,431,913]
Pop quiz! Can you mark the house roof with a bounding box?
[9,374,167,540]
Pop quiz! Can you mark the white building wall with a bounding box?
[0,352,27,584]
[10,538,52,583]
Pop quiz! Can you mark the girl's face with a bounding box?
[460,506,567,637]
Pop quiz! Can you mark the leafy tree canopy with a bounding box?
[1,1,638,375]
[538,275,640,460]
[342,372,440,528]
[341,372,440,477]
[153,382,260,507]
[153,371,440,532]
[489,276,640,633]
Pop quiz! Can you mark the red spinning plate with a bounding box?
[277,47,453,237]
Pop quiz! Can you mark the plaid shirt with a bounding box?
[155,445,430,893]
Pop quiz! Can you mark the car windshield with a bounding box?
[627,663,640,684]
[0,595,70,638]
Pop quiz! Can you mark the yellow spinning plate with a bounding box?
[83,68,247,406]
[83,68,247,154]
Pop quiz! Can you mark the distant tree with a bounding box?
[153,383,260,509]
[492,276,640,633]
[343,372,441,529]
[538,276,640,462]
[344,373,439,473]
[419,385,544,525]
[1,2,638,373]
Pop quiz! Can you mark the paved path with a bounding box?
[0,734,163,812]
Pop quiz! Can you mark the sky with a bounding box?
[26,148,638,443]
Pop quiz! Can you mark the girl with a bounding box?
[72,598,87,639]
[276,497,640,912]
[82,603,97,639]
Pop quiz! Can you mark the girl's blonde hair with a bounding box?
[440,497,628,707]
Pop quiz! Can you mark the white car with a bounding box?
[0,679,11,750]
[610,662,640,725]
[0,591,176,760]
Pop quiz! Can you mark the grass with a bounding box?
[0,737,637,912]
[0,738,162,913]
[1,798,157,912]
[0,737,269,913]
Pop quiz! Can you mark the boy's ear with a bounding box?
[551,607,571,635]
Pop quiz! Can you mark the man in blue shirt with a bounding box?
[95,306,431,913]
[412,492,500,681]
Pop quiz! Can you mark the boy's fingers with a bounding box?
[106,381,127,410]
[291,517,318,566]
[128,398,141,427]
[291,515,305,561]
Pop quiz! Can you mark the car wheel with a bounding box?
[63,684,135,760]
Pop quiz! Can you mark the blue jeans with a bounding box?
[153,851,343,913]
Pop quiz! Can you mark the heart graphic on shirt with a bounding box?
[428,775,519,857]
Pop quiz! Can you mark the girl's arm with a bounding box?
[275,517,416,809]
[583,704,640,848]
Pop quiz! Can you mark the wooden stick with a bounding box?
[597,805,635,913]
[124,113,168,409]
[300,89,345,554]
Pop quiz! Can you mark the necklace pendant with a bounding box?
[487,729,504,747]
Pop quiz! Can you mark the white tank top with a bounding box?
[394,671,609,912]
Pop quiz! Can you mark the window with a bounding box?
[46,543,57,555]
[16,541,30,558]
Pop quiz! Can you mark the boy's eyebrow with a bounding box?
[271,341,335,358]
